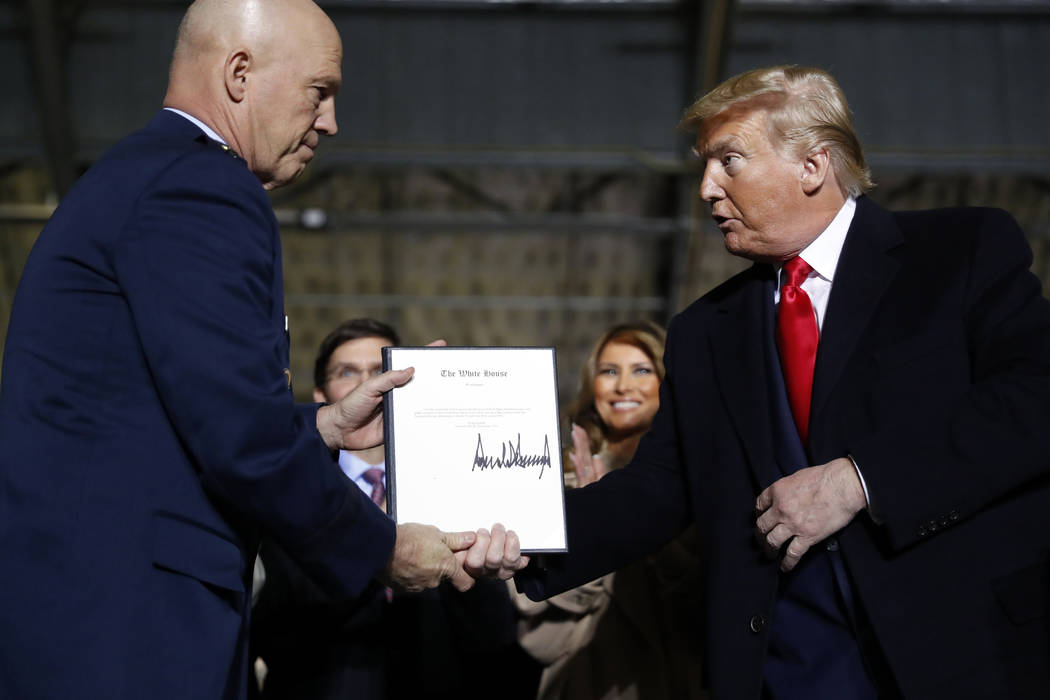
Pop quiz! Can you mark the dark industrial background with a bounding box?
[2,0,1048,411]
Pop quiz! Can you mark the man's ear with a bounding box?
[313,387,327,403]
[224,49,251,102]
[800,148,832,195]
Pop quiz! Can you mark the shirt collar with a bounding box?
[338,451,384,481]
[164,107,227,145]
[796,196,857,283]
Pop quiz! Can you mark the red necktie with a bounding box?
[362,468,386,506]
[776,257,819,444]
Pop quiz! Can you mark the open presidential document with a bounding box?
[382,346,568,553]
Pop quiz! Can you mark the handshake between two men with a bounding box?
[315,346,531,594]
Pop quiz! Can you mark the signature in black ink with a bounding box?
[472,433,551,480]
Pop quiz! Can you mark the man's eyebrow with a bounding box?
[695,135,742,160]
[312,73,342,92]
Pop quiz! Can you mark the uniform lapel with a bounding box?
[709,264,781,489]
[810,197,903,426]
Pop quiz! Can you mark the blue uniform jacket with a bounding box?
[0,110,395,699]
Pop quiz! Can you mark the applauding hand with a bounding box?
[570,423,609,487]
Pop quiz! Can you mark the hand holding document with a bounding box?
[315,367,416,452]
[383,347,568,553]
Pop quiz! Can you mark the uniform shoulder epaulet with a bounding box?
[215,142,241,161]
[195,133,241,161]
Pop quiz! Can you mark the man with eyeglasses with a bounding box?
[311,318,401,499]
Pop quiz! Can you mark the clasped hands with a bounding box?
[381,522,530,593]
[754,457,867,572]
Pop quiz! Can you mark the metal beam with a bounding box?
[270,209,682,235]
[22,0,77,198]
[669,0,736,316]
[695,0,735,97]
[284,292,668,313]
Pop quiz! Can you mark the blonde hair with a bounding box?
[680,65,874,197]
[568,320,666,457]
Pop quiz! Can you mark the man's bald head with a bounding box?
[165,0,342,189]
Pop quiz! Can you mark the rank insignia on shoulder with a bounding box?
[218,143,241,160]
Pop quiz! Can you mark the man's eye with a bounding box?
[338,369,358,378]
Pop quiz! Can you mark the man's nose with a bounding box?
[316,101,338,136]
[699,165,722,202]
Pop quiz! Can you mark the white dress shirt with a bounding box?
[163,107,227,145]
[774,196,856,331]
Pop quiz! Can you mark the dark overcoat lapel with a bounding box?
[811,197,904,427]
[708,264,782,489]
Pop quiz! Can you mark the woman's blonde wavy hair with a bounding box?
[567,320,667,459]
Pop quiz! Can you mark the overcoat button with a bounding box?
[749,615,766,633]
[825,539,839,552]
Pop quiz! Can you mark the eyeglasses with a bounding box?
[325,364,383,384]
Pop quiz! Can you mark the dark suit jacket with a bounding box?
[0,110,395,700]
[251,537,527,700]
[252,539,391,700]
[519,196,1050,699]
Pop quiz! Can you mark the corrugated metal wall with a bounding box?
[2,0,1049,408]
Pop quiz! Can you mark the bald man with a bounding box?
[0,1,524,698]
